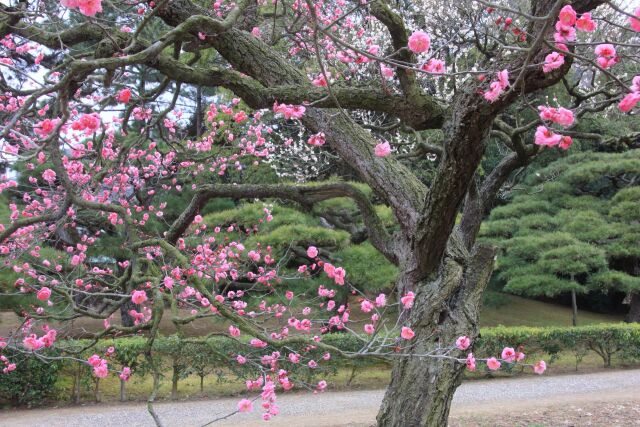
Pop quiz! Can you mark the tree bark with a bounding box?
[171,362,179,400]
[376,241,496,426]
[120,378,126,402]
[571,289,578,327]
[625,293,640,323]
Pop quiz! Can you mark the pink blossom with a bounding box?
[542,52,564,73]
[559,135,573,150]
[251,27,262,38]
[364,324,375,334]
[77,0,102,16]
[554,22,576,42]
[619,93,640,113]
[374,141,391,157]
[630,8,640,32]
[237,398,253,412]
[288,353,300,363]
[229,325,241,337]
[576,13,596,32]
[407,31,430,54]
[400,291,415,309]
[307,246,318,258]
[131,290,147,305]
[250,338,267,348]
[595,44,616,58]
[37,287,51,301]
[631,76,640,93]
[307,133,325,146]
[597,56,618,69]
[273,102,305,119]
[456,336,471,350]
[486,357,501,370]
[538,106,574,127]
[312,74,327,86]
[558,5,576,26]
[501,347,516,363]
[60,0,79,7]
[119,367,131,381]
[483,81,503,103]
[375,293,386,307]
[285,290,294,300]
[163,276,174,289]
[466,353,476,371]
[380,64,395,79]
[23,334,44,351]
[117,88,131,103]
[360,300,374,313]
[35,119,59,138]
[42,169,56,184]
[71,113,100,134]
[333,267,346,285]
[534,126,562,147]
[421,58,445,74]
[93,361,108,378]
[236,355,246,364]
[497,69,510,90]
[317,380,327,391]
[533,360,547,374]
[400,326,415,340]
[88,354,102,367]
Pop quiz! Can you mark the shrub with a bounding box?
[0,349,62,406]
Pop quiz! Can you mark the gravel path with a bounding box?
[2,369,639,427]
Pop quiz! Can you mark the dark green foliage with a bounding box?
[481,151,640,314]
[202,188,398,296]
[333,243,398,293]
[0,350,61,406]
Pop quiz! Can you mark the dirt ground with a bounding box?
[1,369,638,427]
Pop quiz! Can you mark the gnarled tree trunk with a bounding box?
[626,293,640,323]
[377,242,496,426]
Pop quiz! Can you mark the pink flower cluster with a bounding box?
[307,133,325,147]
[544,5,596,74]
[23,329,57,351]
[619,76,640,113]
[1,354,16,374]
[483,69,510,103]
[456,336,545,375]
[535,105,574,150]
[60,0,103,17]
[71,113,101,135]
[534,126,572,150]
[538,106,574,127]
[88,354,108,378]
[273,102,305,120]
[323,262,345,285]
[594,44,618,69]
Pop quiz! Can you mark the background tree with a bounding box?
[482,150,640,323]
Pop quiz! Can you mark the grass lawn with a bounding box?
[479,293,624,327]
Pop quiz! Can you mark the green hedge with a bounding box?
[2,323,639,406]
[477,323,640,367]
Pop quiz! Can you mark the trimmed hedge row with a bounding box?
[2,323,639,406]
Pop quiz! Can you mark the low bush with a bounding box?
[3,323,639,406]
